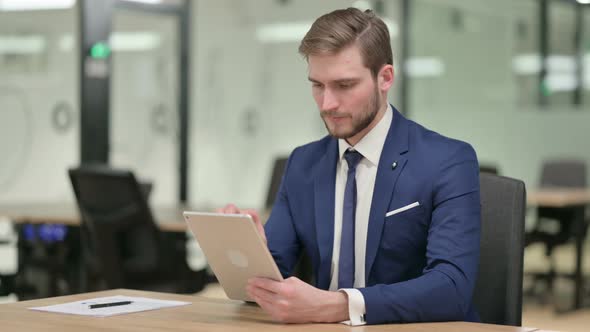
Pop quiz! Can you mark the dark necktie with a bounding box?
[338,149,363,289]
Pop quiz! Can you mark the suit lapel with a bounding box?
[314,138,338,290]
[365,106,410,283]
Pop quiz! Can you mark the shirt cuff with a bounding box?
[338,288,367,326]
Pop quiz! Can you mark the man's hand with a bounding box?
[216,204,266,244]
[246,276,349,323]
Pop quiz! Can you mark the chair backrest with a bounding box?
[68,165,161,289]
[473,173,526,326]
[479,164,499,175]
[265,156,289,210]
[540,159,586,188]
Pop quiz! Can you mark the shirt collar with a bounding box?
[338,103,393,167]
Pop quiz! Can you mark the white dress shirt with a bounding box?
[329,104,392,325]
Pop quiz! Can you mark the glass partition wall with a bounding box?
[188,0,404,209]
[408,0,590,188]
[110,9,180,206]
[1,0,588,212]
[0,5,79,204]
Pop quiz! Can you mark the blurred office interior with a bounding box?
[0,0,590,330]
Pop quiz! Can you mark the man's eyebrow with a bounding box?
[333,78,359,84]
[307,77,359,84]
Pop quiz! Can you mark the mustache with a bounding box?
[320,111,350,118]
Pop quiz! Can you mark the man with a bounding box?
[219,8,480,325]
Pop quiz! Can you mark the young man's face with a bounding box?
[308,44,389,145]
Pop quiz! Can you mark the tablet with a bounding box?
[183,211,284,301]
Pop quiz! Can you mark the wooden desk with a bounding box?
[0,289,540,332]
[527,188,590,311]
[527,188,590,208]
[0,203,189,232]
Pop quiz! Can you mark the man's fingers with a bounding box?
[216,203,241,214]
[248,288,275,312]
[226,204,241,214]
[285,276,301,284]
[248,284,277,303]
[243,208,260,224]
[249,277,283,294]
[216,205,259,220]
[253,296,281,320]
[251,293,290,323]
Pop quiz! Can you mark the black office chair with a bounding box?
[68,165,207,293]
[264,156,314,284]
[479,164,499,175]
[473,173,526,326]
[265,156,289,210]
[525,159,587,300]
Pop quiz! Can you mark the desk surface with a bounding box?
[0,289,539,332]
[527,188,590,208]
[0,203,189,232]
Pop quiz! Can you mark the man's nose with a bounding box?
[321,89,339,111]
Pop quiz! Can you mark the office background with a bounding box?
[1,0,589,209]
[1,0,590,329]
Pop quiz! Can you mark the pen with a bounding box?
[89,301,133,309]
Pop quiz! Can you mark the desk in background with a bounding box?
[0,203,199,298]
[0,202,190,232]
[0,288,541,332]
[528,189,590,208]
[527,188,590,311]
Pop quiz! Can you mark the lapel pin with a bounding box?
[392,161,398,170]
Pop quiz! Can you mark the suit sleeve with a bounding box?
[264,151,302,278]
[359,143,481,324]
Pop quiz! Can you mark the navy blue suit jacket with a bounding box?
[265,106,481,324]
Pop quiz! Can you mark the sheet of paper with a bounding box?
[29,295,191,317]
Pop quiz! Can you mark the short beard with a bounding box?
[321,86,381,140]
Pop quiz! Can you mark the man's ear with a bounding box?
[378,64,394,91]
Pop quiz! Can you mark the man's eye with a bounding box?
[339,83,353,89]
[312,83,323,88]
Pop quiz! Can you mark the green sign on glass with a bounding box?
[90,42,111,59]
